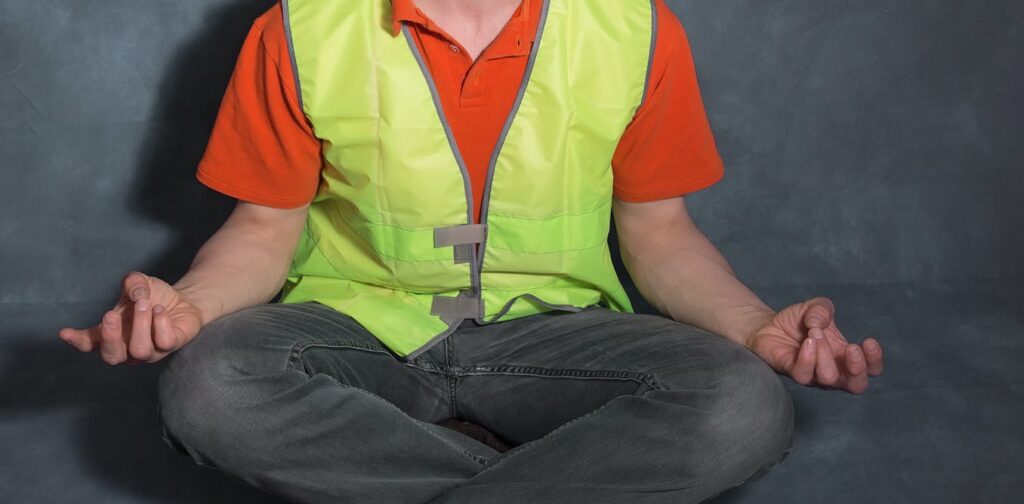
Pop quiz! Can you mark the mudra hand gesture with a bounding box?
[746,297,884,393]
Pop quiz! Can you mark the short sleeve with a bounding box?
[196,3,323,209]
[611,0,724,202]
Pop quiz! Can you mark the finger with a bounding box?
[128,298,155,362]
[111,291,131,314]
[99,311,128,365]
[862,337,884,375]
[844,344,870,394]
[802,296,836,330]
[824,324,851,348]
[791,336,817,385]
[152,304,180,352]
[58,326,101,352]
[122,271,151,302]
[814,334,841,386]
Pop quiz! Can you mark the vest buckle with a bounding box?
[430,289,483,321]
[434,223,486,264]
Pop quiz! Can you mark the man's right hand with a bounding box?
[58,271,204,365]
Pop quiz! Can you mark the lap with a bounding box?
[449,305,787,444]
[162,301,449,420]
[453,304,762,386]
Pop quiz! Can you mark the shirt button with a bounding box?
[449,44,460,54]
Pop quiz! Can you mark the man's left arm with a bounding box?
[612,196,885,394]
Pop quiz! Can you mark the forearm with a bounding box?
[618,220,774,348]
[172,206,305,325]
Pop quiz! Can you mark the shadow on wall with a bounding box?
[9,1,287,502]
[0,337,286,503]
[131,0,276,284]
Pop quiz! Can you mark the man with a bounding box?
[59,0,885,502]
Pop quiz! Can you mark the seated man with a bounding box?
[59,0,884,502]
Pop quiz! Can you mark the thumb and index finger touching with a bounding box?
[120,271,195,354]
[796,295,885,389]
[801,296,836,334]
[121,271,152,306]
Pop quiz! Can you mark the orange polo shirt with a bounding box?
[197,0,724,224]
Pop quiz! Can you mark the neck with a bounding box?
[412,0,523,60]
[414,0,518,19]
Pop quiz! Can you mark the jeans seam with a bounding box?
[445,336,460,419]
[284,339,391,370]
[454,363,661,389]
[401,360,447,374]
[313,372,490,466]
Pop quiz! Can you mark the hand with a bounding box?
[58,272,204,365]
[745,297,884,394]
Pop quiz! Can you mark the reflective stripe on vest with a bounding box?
[280,0,653,359]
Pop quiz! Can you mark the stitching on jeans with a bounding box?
[285,340,391,370]
[267,304,491,464]
[445,337,459,419]
[310,371,490,466]
[455,363,661,389]
[401,360,447,374]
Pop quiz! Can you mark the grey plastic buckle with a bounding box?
[430,290,483,320]
[434,223,486,264]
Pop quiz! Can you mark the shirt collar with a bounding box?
[390,0,431,36]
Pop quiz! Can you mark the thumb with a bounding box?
[122,271,151,302]
[802,296,836,330]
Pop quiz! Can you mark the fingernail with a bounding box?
[153,304,164,314]
[137,299,150,312]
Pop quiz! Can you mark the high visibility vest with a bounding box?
[279,0,654,360]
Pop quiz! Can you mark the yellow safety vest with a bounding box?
[279,0,654,359]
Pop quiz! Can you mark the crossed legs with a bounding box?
[157,302,793,503]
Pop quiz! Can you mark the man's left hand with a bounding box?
[744,297,884,394]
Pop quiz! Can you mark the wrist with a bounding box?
[736,307,777,350]
[172,281,218,327]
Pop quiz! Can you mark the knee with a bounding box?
[707,348,795,468]
[156,311,260,462]
[651,345,794,471]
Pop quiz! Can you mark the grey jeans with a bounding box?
[157,302,794,504]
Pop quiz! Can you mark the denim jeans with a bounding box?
[157,301,794,504]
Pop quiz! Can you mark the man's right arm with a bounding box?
[58,6,323,365]
[58,200,309,365]
[173,200,309,326]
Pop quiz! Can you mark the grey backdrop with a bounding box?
[1,1,1022,503]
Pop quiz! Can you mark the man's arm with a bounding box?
[59,201,309,365]
[612,195,884,393]
[173,201,309,325]
[612,196,773,348]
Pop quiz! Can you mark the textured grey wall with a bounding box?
[2,0,1022,305]
[665,0,1024,288]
